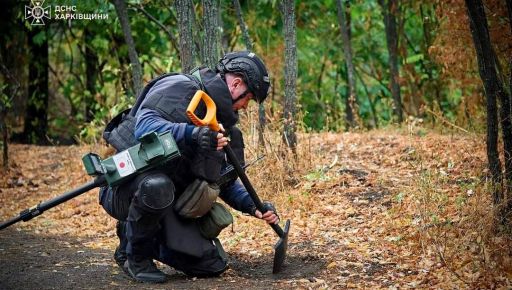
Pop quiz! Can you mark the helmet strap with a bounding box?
[232,89,250,105]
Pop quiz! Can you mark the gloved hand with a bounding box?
[191,126,227,151]
[251,201,280,225]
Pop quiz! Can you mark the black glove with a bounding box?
[250,201,280,221]
[191,126,219,151]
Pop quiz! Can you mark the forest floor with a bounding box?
[1,127,511,289]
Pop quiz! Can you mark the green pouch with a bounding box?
[198,202,233,239]
[174,179,219,218]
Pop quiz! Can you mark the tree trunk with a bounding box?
[233,0,253,51]
[336,0,358,129]
[420,4,442,118]
[504,2,512,192]
[465,0,504,204]
[23,28,49,144]
[506,64,512,191]
[340,64,354,130]
[2,121,6,170]
[84,26,98,122]
[233,0,266,150]
[379,0,403,123]
[113,0,143,98]
[0,0,24,166]
[0,80,9,169]
[355,69,379,128]
[175,0,196,72]
[316,54,326,102]
[202,0,220,69]
[281,0,297,150]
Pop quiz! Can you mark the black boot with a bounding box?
[114,221,128,270]
[124,256,167,283]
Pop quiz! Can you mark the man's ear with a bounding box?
[232,76,243,88]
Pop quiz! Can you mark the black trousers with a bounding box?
[99,170,227,276]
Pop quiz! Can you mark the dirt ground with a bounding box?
[0,228,324,290]
[1,129,510,289]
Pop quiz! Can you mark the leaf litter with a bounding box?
[0,128,511,288]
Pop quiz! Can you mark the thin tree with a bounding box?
[233,0,253,51]
[379,0,403,123]
[419,3,443,118]
[281,0,298,150]
[465,0,512,219]
[202,0,220,69]
[23,27,49,144]
[0,0,23,165]
[175,0,196,72]
[504,1,512,194]
[355,69,379,128]
[336,0,358,129]
[233,0,266,150]
[0,57,17,170]
[84,24,99,122]
[113,0,143,97]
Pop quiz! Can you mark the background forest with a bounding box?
[2,0,512,288]
[2,0,509,143]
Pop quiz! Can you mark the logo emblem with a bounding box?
[25,0,51,25]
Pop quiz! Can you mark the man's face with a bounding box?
[232,91,254,111]
[228,76,254,111]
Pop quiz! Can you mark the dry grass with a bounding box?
[402,134,512,288]
[238,107,512,287]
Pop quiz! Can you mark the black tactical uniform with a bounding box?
[100,51,271,283]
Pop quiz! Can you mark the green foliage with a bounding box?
[0,85,12,111]
[405,54,424,64]
[3,0,486,141]
[304,168,330,182]
[394,191,405,203]
[79,98,132,144]
[32,31,47,46]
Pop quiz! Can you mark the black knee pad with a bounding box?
[136,173,175,211]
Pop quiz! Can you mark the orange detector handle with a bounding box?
[186,90,221,132]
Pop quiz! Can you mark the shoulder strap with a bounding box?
[188,66,206,91]
[190,68,203,84]
[129,73,177,116]
[130,71,205,116]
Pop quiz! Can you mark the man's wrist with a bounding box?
[185,125,196,145]
[245,203,257,216]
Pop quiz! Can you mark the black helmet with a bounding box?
[216,51,271,103]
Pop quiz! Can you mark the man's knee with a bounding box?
[99,186,131,220]
[134,172,175,214]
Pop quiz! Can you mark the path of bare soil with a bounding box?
[0,228,324,290]
[0,129,509,289]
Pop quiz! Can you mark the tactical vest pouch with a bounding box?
[190,149,224,183]
[198,202,233,239]
[102,108,138,151]
[174,179,219,218]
